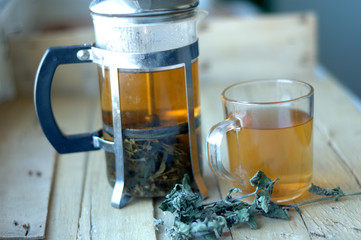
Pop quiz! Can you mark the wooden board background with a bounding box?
[3,12,361,239]
[0,99,55,239]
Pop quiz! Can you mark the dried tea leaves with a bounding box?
[156,171,361,240]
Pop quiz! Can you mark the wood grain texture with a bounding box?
[76,108,157,240]
[199,12,317,85]
[297,73,361,240]
[7,27,97,97]
[45,96,97,240]
[0,98,55,239]
[3,13,361,240]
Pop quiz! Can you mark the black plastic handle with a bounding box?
[34,44,101,154]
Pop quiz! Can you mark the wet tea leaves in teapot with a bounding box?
[123,137,192,197]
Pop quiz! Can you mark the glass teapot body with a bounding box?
[92,12,203,197]
[34,1,207,208]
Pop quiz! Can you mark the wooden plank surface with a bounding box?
[7,27,96,97]
[76,107,157,240]
[0,98,55,239]
[299,73,361,240]
[199,12,317,84]
[3,72,360,240]
[45,96,97,240]
[2,13,361,240]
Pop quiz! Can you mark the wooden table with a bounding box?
[1,14,361,239]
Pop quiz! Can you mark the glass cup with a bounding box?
[207,79,314,202]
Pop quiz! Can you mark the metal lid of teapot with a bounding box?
[89,0,199,16]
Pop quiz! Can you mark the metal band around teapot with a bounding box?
[83,40,208,208]
[82,41,199,70]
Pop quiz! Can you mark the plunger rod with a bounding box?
[145,73,158,126]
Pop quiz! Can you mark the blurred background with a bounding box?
[0,0,360,105]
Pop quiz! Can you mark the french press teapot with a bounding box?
[34,0,208,208]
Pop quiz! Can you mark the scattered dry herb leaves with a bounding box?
[156,171,361,240]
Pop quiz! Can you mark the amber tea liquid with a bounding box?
[97,61,201,197]
[227,108,313,202]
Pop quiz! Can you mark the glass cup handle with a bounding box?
[207,117,244,184]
